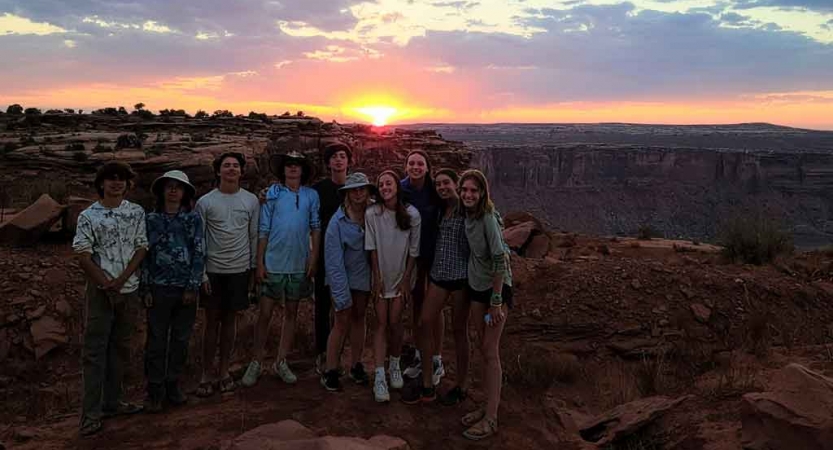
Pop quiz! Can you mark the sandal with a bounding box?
[79,417,103,437]
[461,408,486,427]
[219,376,236,393]
[463,416,499,441]
[196,381,215,398]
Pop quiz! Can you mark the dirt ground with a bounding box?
[1,233,832,449]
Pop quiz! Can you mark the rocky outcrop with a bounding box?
[580,395,692,446]
[0,194,66,245]
[229,420,409,450]
[741,363,833,450]
[0,116,471,210]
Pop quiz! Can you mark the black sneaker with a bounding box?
[320,369,342,392]
[402,385,437,405]
[349,362,370,385]
[166,381,187,406]
[403,357,422,379]
[439,386,468,406]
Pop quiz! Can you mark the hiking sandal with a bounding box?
[461,408,486,427]
[79,417,103,437]
[219,376,236,393]
[196,381,215,398]
[463,416,498,441]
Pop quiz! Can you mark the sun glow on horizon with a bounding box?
[355,106,397,126]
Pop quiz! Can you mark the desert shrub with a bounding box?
[92,142,112,153]
[6,104,23,115]
[1,142,18,155]
[504,348,581,390]
[707,360,760,399]
[145,144,164,156]
[135,109,155,120]
[719,215,793,265]
[115,134,142,150]
[24,107,42,116]
[634,348,672,396]
[194,110,208,119]
[72,151,88,162]
[637,225,656,240]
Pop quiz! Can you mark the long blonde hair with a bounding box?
[459,169,494,220]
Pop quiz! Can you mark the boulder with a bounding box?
[231,420,409,450]
[503,211,544,230]
[0,194,66,245]
[741,363,833,450]
[580,395,691,446]
[29,316,67,359]
[525,233,551,258]
[504,221,538,250]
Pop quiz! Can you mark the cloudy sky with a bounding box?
[0,0,831,128]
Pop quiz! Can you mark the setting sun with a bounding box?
[355,106,397,126]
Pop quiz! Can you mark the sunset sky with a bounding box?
[0,0,831,129]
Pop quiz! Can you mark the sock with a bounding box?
[390,356,401,370]
[414,349,421,361]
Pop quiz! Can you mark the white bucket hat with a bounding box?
[151,170,196,198]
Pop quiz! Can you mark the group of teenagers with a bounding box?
[71,142,513,441]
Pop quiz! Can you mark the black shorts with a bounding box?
[428,276,468,293]
[202,271,250,312]
[467,284,514,309]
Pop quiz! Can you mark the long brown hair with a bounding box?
[434,168,461,215]
[459,169,494,220]
[405,150,441,203]
[376,170,412,230]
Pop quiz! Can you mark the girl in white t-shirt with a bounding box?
[365,170,421,402]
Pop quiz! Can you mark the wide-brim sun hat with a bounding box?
[151,170,196,198]
[339,172,377,197]
[269,150,316,180]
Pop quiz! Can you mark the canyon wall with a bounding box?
[474,144,833,248]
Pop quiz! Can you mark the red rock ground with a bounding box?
[1,232,832,449]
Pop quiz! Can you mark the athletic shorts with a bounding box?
[467,284,514,309]
[261,273,313,303]
[203,271,250,312]
[428,276,468,293]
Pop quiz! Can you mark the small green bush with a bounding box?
[720,215,793,265]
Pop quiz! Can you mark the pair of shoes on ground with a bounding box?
[144,382,188,413]
[320,362,370,391]
[403,357,446,386]
[241,359,297,387]
[196,374,238,397]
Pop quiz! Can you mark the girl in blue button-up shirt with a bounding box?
[320,173,375,391]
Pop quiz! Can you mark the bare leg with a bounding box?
[276,301,300,363]
[218,310,237,379]
[374,299,389,369]
[326,306,351,371]
[411,267,428,348]
[420,283,448,389]
[388,296,406,360]
[451,289,471,389]
[349,291,369,367]
[252,297,276,363]
[201,308,221,383]
[471,302,508,421]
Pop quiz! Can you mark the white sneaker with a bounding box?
[389,361,404,390]
[241,360,262,387]
[273,359,297,384]
[374,374,390,402]
[432,360,445,386]
[403,357,422,379]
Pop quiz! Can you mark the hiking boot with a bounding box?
[432,360,445,386]
[320,369,342,392]
[273,359,297,384]
[102,401,143,418]
[439,386,468,406]
[389,361,404,390]
[349,362,370,385]
[403,356,422,379]
[165,381,187,406]
[143,395,164,414]
[241,360,262,387]
[373,373,390,402]
[402,385,437,405]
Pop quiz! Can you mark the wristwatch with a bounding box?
[490,292,503,307]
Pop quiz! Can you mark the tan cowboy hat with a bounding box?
[151,170,196,198]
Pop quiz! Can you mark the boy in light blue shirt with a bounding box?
[242,151,321,386]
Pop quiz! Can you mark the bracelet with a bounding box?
[490,292,503,307]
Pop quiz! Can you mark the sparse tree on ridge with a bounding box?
[64,108,75,114]
[24,107,42,116]
[6,104,23,115]
[134,103,145,111]
[118,106,128,115]
[194,110,208,119]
